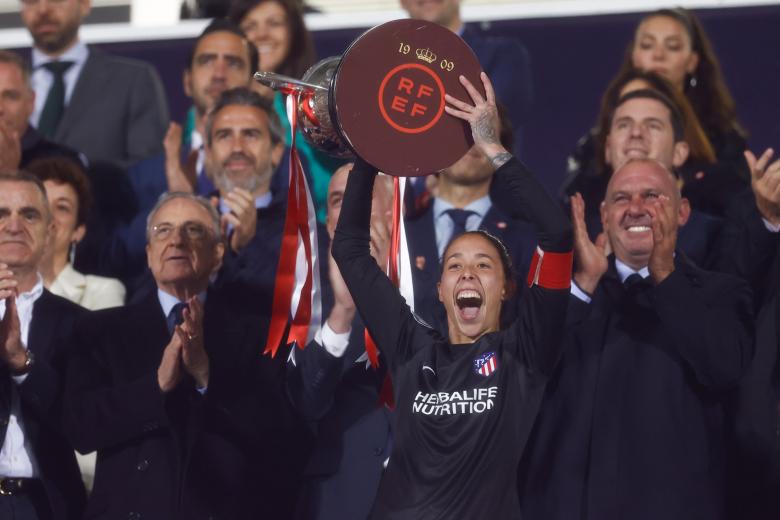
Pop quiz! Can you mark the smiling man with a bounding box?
[0,172,86,520]
[202,87,326,307]
[64,191,302,518]
[520,158,754,520]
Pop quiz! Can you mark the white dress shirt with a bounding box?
[432,195,491,258]
[0,277,44,478]
[30,40,90,128]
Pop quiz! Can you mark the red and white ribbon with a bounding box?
[264,92,322,357]
[365,175,415,409]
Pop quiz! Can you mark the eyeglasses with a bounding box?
[150,221,211,242]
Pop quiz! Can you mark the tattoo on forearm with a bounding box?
[475,111,499,144]
[489,152,512,169]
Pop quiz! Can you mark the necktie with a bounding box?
[445,208,477,245]
[38,61,74,139]
[624,273,645,288]
[166,302,187,335]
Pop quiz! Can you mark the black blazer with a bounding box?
[1,290,87,520]
[64,289,306,520]
[520,254,754,520]
[404,201,537,332]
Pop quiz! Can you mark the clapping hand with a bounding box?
[178,296,208,389]
[746,148,780,226]
[0,264,27,373]
[570,194,609,295]
[646,195,677,284]
[221,188,257,253]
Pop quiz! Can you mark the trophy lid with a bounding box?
[333,19,484,177]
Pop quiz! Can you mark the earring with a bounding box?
[689,75,698,88]
[68,241,76,265]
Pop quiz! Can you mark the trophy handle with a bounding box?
[253,71,328,94]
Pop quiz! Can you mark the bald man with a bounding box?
[520,158,754,520]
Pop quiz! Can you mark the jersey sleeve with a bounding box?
[330,159,423,371]
[493,158,573,376]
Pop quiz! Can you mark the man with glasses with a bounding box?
[0,171,86,520]
[63,192,303,518]
[19,0,169,167]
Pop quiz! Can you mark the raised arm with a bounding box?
[330,161,419,370]
[446,73,573,374]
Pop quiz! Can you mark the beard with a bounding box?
[213,155,272,195]
[31,17,80,55]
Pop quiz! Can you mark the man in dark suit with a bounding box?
[405,117,537,332]
[64,191,304,519]
[0,172,86,520]
[20,0,169,167]
[400,0,532,155]
[289,163,393,520]
[519,158,753,520]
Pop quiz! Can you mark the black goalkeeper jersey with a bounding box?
[332,157,572,519]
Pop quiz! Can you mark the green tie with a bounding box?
[38,61,74,139]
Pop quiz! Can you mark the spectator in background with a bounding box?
[619,7,749,208]
[0,50,83,172]
[28,158,125,311]
[0,171,87,520]
[121,21,261,287]
[26,157,125,494]
[64,192,304,519]
[159,19,259,197]
[400,0,533,156]
[561,68,740,227]
[19,0,169,167]
[202,87,328,311]
[520,158,753,520]
[229,0,344,222]
[289,162,394,520]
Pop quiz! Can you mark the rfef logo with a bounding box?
[377,63,445,134]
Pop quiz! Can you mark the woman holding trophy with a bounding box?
[331,71,573,519]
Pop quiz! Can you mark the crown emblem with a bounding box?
[415,48,437,64]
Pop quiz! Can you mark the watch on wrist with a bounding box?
[12,350,35,376]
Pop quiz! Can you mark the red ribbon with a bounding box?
[264,90,315,357]
[363,177,403,409]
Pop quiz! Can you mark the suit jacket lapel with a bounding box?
[28,290,59,360]
[56,48,106,141]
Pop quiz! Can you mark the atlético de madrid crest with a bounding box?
[474,352,498,377]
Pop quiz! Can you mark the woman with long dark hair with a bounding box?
[331,73,572,518]
[621,8,749,192]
